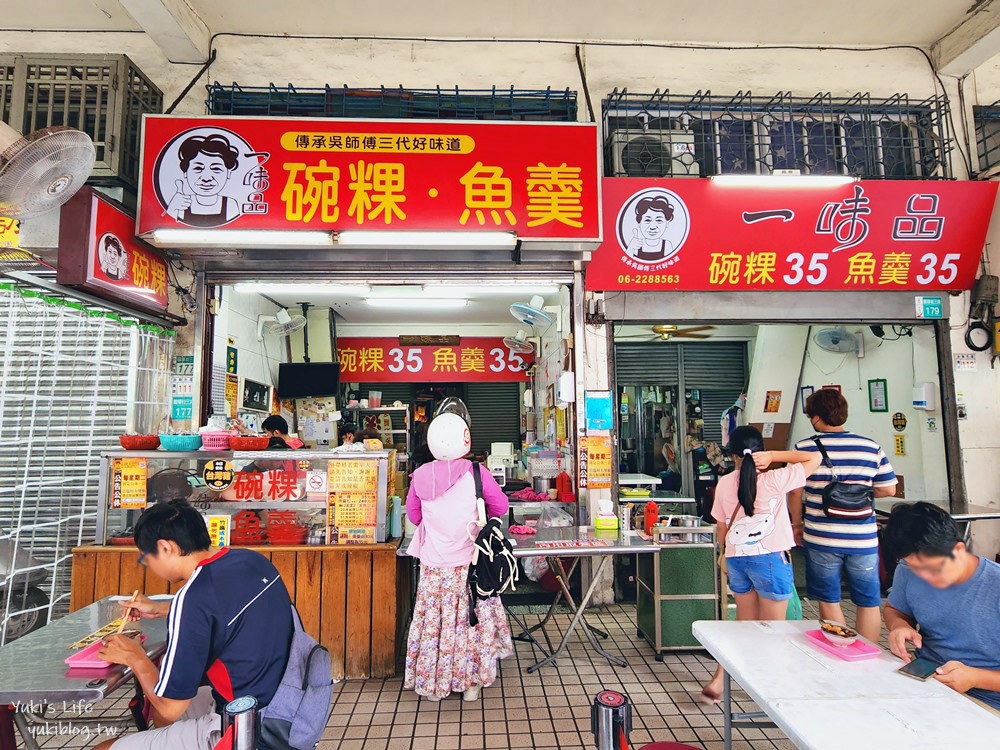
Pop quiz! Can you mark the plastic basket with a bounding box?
[201,431,235,451]
[158,433,203,451]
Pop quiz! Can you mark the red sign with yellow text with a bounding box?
[586,178,997,292]
[137,116,600,241]
[337,337,533,383]
[57,188,170,311]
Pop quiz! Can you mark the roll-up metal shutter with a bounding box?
[614,344,680,385]
[0,288,172,640]
[680,343,748,444]
[464,382,521,454]
[679,342,748,389]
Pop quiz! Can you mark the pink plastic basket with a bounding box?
[201,431,235,451]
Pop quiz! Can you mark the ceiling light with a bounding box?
[710,175,858,187]
[233,283,371,295]
[150,229,333,246]
[423,284,560,296]
[337,231,516,248]
[365,298,468,309]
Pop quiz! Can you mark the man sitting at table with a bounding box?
[94,499,293,750]
[884,501,1000,712]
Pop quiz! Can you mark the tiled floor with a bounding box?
[22,598,873,750]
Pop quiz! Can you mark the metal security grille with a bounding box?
[0,287,172,643]
[206,84,578,121]
[0,54,162,188]
[464,382,521,454]
[974,102,1000,176]
[603,90,952,179]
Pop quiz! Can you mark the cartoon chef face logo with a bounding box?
[152,127,270,228]
[98,233,130,281]
[616,188,690,269]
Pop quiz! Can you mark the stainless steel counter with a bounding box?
[0,597,168,704]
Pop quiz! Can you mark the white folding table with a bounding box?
[693,619,999,750]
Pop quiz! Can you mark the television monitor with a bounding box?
[278,362,340,399]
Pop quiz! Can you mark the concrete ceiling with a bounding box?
[0,0,983,47]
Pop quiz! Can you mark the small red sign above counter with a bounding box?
[585,178,998,292]
[57,188,170,313]
[337,337,533,383]
[137,116,601,244]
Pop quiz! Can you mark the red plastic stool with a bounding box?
[638,744,701,750]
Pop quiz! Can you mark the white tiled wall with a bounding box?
[213,289,288,395]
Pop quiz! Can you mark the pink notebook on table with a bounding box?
[804,628,881,661]
[65,634,147,669]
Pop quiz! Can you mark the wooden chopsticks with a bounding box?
[116,590,139,634]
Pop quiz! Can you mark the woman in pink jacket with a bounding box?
[404,412,513,702]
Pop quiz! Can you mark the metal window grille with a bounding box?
[0,287,172,644]
[974,102,1000,176]
[603,90,951,180]
[0,54,163,189]
[206,83,578,121]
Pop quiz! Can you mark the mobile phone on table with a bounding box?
[897,656,941,681]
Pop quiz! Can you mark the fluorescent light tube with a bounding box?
[234,283,371,294]
[710,175,858,187]
[337,231,516,248]
[150,229,333,246]
[423,285,560,296]
[365,298,468,309]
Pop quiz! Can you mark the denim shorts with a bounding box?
[804,548,881,608]
[726,551,794,601]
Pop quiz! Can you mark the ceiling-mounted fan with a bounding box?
[618,324,717,341]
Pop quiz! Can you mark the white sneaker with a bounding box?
[463,685,481,702]
[425,695,442,702]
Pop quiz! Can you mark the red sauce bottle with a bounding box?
[644,501,659,535]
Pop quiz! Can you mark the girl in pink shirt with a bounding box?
[701,425,822,703]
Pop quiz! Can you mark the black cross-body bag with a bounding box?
[812,437,874,519]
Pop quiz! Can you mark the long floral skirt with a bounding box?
[404,564,514,698]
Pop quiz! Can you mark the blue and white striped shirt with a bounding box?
[793,431,897,555]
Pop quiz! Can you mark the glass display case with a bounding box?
[96,449,394,547]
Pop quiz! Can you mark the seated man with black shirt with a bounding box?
[95,500,293,750]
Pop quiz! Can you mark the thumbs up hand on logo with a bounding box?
[167,179,192,221]
[625,226,644,255]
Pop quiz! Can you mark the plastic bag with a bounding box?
[537,502,574,529]
[522,556,549,582]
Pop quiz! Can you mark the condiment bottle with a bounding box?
[644,500,659,536]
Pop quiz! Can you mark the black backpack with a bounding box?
[467,463,519,626]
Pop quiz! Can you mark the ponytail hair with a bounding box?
[729,426,765,517]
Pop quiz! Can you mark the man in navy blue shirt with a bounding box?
[95,500,293,750]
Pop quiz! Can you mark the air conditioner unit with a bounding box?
[609,129,701,178]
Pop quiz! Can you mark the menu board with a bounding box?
[112,458,148,509]
[327,459,380,545]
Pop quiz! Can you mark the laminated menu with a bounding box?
[327,459,379,544]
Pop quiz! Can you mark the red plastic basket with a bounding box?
[119,434,161,450]
[230,436,271,451]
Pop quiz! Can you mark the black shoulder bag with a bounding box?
[812,437,874,519]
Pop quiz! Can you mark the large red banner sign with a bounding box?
[137,116,600,241]
[586,178,998,292]
[57,188,170,311]
[337,338,532,383]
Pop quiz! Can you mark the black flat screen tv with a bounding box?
[278,362,340,399]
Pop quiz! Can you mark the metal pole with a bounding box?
[223,696,258,750]
[723,670,732,750]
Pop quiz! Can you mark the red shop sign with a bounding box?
[57,187,170,312]
[137,116,601,243]
[585,178,998,292]
[337,337,533,383]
